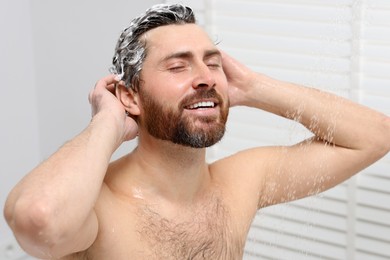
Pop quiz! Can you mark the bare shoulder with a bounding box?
[209,146,281,212]
[211,146,280,172]
[210,146,281,183]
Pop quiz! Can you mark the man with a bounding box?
[4,4,390,260]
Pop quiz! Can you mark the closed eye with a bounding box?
[205,55,222,70]
[167,61,189,72]
[207,63,221,69]
[169,66,186,72]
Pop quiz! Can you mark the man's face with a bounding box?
[137,24,229,148]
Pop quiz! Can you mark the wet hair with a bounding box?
[110,4,196,92]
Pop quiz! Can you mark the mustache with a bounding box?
[180,88,223,109]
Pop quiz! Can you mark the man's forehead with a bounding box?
[143,24,217,62]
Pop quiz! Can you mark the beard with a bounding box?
[138,88,229,148]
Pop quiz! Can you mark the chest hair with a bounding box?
[137,195,243,260]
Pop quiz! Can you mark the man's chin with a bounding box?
[172,127,226,148]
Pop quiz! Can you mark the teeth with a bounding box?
[188,101,215,109]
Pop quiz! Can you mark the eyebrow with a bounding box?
[160,49,222,64]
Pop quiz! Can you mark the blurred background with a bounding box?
[1,0,389,259]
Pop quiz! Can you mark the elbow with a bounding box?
[4,198,61,258]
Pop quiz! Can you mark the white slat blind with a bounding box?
[354,0,390,259]
[172,0,390,259]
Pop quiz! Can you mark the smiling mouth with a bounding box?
[185,101,216,110]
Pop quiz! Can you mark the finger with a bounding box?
[106,83,116,94]
[94,74,119,90]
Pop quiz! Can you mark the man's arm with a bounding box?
[3,75,137,258]
[221,51,390,208]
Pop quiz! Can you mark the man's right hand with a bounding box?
[88,74,138,144]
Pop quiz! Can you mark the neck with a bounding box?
[127,134,211,204]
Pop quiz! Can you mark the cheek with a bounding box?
[156,74,193,99]
[215,72,229,95]
[140,79,188,108]
[166,72,193,87]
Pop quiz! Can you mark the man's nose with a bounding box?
[192,63,216,89]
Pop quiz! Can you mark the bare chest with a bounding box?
[78,194,246,260]
[137,200,244,259]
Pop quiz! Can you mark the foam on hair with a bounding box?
[110,4,195,91]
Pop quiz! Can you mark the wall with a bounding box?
[0,1,160,259]
[0,0,40,258]
[31,0,161,160]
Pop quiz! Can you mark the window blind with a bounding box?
[354,0,390,259]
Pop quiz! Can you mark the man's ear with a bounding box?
[115,82,140,116]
